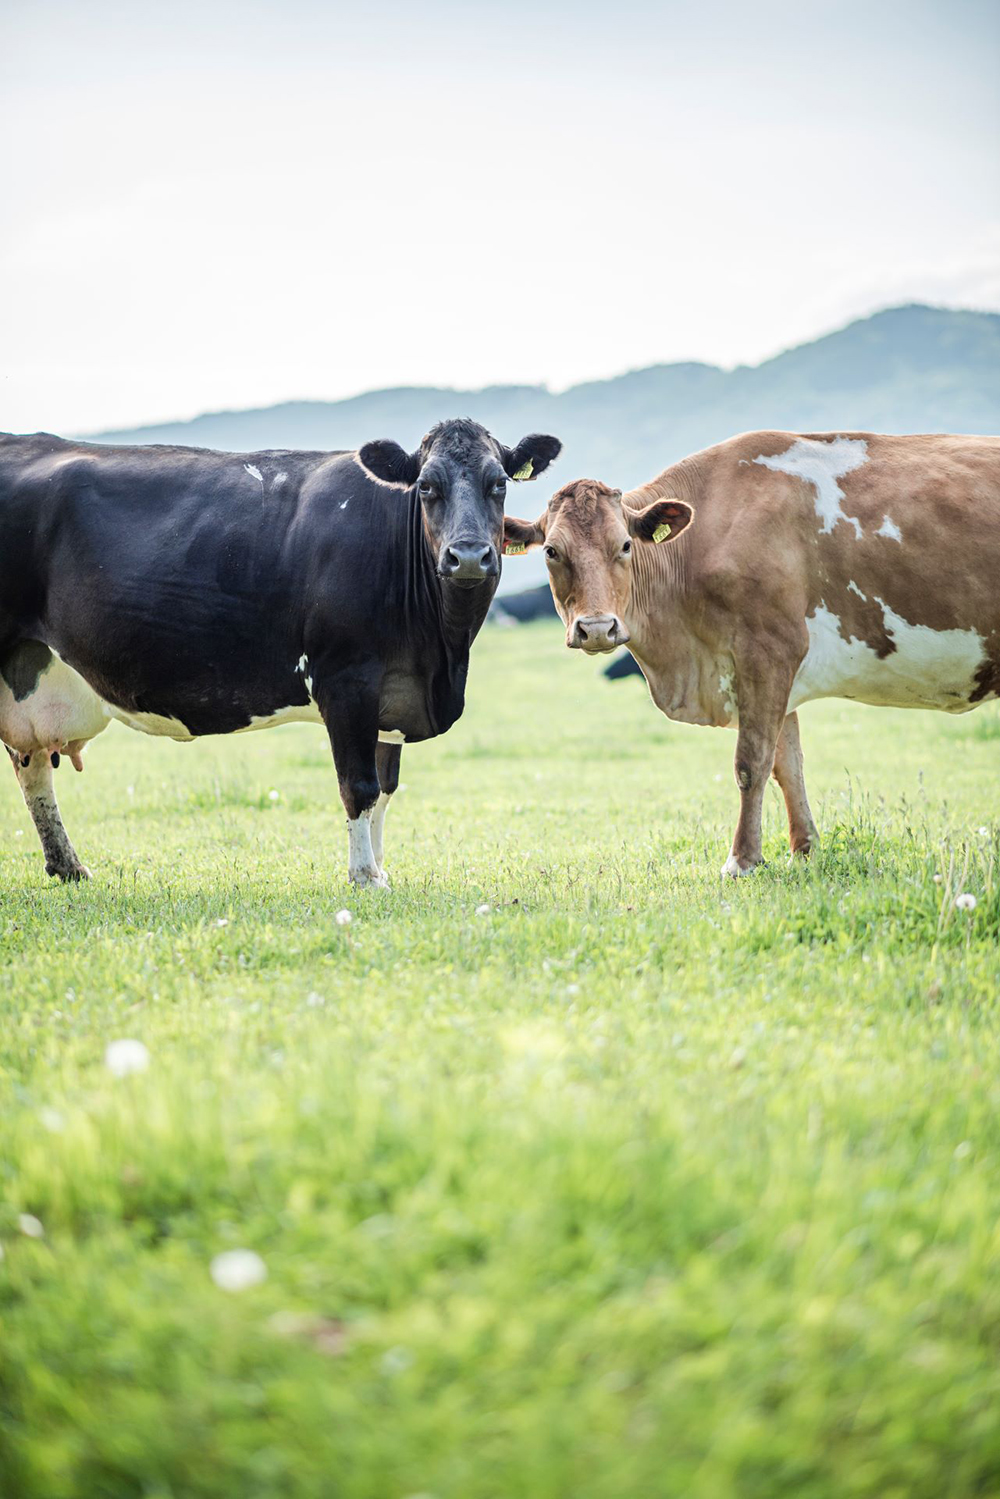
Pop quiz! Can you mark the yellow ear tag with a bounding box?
[512,459,533,481]
[652,522,672,543]
[505,542,526,555]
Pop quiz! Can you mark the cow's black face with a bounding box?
[357,420,561,590]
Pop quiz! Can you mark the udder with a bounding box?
[0,642,111,759]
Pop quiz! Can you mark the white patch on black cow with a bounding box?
[0,644,111,756]
[244,463,264,490]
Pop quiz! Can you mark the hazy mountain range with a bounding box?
[87,303,999,593]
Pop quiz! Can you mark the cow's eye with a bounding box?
[621,540,632,556]
[544,545,559,562]
[417,480,434,497]
[490,479,507,497]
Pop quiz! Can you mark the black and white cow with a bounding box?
[0,420,560,886]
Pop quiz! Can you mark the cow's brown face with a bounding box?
[504,480,694,654]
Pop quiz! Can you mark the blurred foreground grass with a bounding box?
[2,623,999,1498]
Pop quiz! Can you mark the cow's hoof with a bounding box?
[47,860,91,883]
[721,854,764,879]
[349,867,390,890]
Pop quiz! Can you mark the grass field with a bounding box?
[2,621,999,1499]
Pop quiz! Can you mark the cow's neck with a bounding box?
[621,466,736,729]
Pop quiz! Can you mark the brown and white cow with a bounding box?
[503,432,1000,877]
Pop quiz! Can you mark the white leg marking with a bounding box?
[377,729,406,744]
[347,810,388,888]
[721,852,760,879]
[370,790,392,870]
[752,436,868,537]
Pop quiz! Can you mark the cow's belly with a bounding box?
[1,639,329,752]
[788,601,992,713]
[0,642,112,754]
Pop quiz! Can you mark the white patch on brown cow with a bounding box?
[753,436,868,538]
[718,667,738,723]
[876,514,903,541]
[789,600,987,713]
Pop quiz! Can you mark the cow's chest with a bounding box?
[635,640,738,729]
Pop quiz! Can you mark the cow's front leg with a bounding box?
[315,668,388,889]
[7,746,91,882]
[723,665,795,878]
[771,711,819,858]
[371,740,402,877]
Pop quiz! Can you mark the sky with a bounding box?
[2,0,998,435]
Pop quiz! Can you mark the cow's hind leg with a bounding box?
[372,741,401,877]
[771,711,818,858]
[7,747,90,881]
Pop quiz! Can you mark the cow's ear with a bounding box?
[503,515,545,555]
[501,433,562,482]
[356,439,421,489]
[626,497,694,544]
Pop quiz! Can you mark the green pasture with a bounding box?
[1,622,999,1498]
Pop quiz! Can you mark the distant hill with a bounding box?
[87,303,1000,592]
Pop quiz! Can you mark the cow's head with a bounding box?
[357,419,561,589]
[503,479,694,652]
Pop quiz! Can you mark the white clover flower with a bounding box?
[306,991,326,1007]
[215,917,230,928]
[334,909,352,927]
[475,903,491,916]
[18,1213,44,1238]
[977,826,989,837]
[210,1248,267,1292]
[954,893,977,912]
[105,1039,150,1077]
[268,789,280,802]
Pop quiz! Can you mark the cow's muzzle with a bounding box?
[438,541,498,588]
[568,614,629,653]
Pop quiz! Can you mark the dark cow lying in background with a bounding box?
[504,431,1000,877]
[488,584,557,626]
[0,419,560,886]
[603,651,642,681]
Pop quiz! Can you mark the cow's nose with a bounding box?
[569,615,629,652]
[440,542,496,587]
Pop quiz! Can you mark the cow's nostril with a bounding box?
[577,622,589,640]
